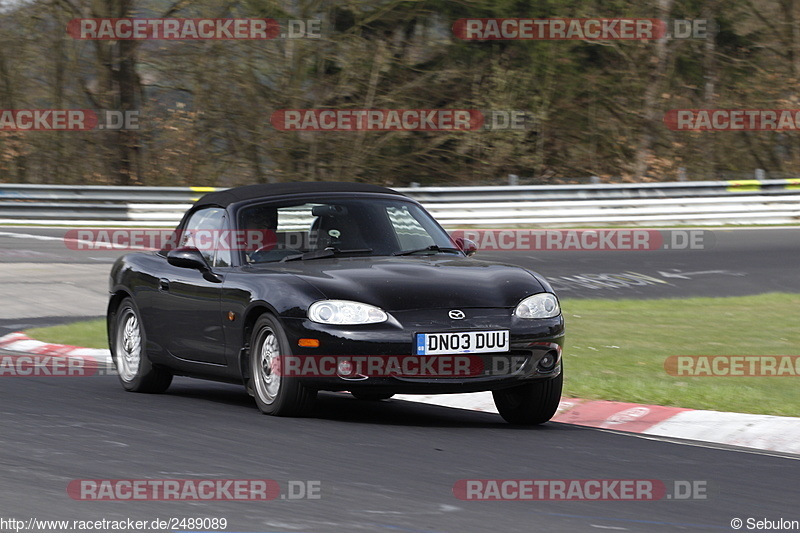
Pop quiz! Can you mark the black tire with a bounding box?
[111,297,172,393]
[250,314,317,416]
[351,392,394,401]
[492,371,563,425]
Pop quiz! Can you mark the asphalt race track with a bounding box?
[0,226,798,532]
[0,374,797,532]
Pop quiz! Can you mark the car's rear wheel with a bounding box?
[250,314,317,416]
[351,392,394,401]
[492,371,562,425]
[112,298,172,393]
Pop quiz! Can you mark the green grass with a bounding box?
[24,293,800,416]
[561,293,800,416]
[27,319,107,349]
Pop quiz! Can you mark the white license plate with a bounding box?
[415,330,509,355]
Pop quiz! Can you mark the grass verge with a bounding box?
[563,293,799,417]
[24,293,800,416]
[26,319,107,350]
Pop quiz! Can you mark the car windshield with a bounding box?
[237,197,460,264]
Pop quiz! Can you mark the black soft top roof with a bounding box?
[194,182,404,209]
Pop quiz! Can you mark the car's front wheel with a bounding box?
[492,371,563,425]
[112,298,172,393]
[250,314,317,416]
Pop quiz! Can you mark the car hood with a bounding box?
[249,256,545,311]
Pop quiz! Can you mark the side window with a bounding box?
[182,208,231,268]
[386,206,435,250]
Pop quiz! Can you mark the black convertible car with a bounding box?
[107,182,565,424]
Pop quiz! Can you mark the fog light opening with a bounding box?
[537,351,558,372]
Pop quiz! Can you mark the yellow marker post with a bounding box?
[726,180,761,192]
[190,186,217,202]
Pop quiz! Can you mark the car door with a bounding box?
[150,207,231,365]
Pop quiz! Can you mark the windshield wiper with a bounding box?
[392,245,463,256]
[282,247,373,262]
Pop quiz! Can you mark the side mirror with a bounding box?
[454,237,478,256]
[168,247,208,269]
[167,248,222,282]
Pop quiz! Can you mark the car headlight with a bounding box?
[308,300,388,325]
[514,293,560,319]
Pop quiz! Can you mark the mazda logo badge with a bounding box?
[449,309,466,320]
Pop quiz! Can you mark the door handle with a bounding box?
[159,278,170,292]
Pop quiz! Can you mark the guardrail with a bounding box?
[1,180,799,227]
[402,178,800,202]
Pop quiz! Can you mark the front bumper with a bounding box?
[278,308,565,394]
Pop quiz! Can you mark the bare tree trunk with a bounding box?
[633,0,674,180]
[0,47,27,182]
[115,34,141,185]
[779,0,800,170]
[51,3,67,184]
[701,2,719,178]
[90,0,141,185]
[780,0,800,77]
